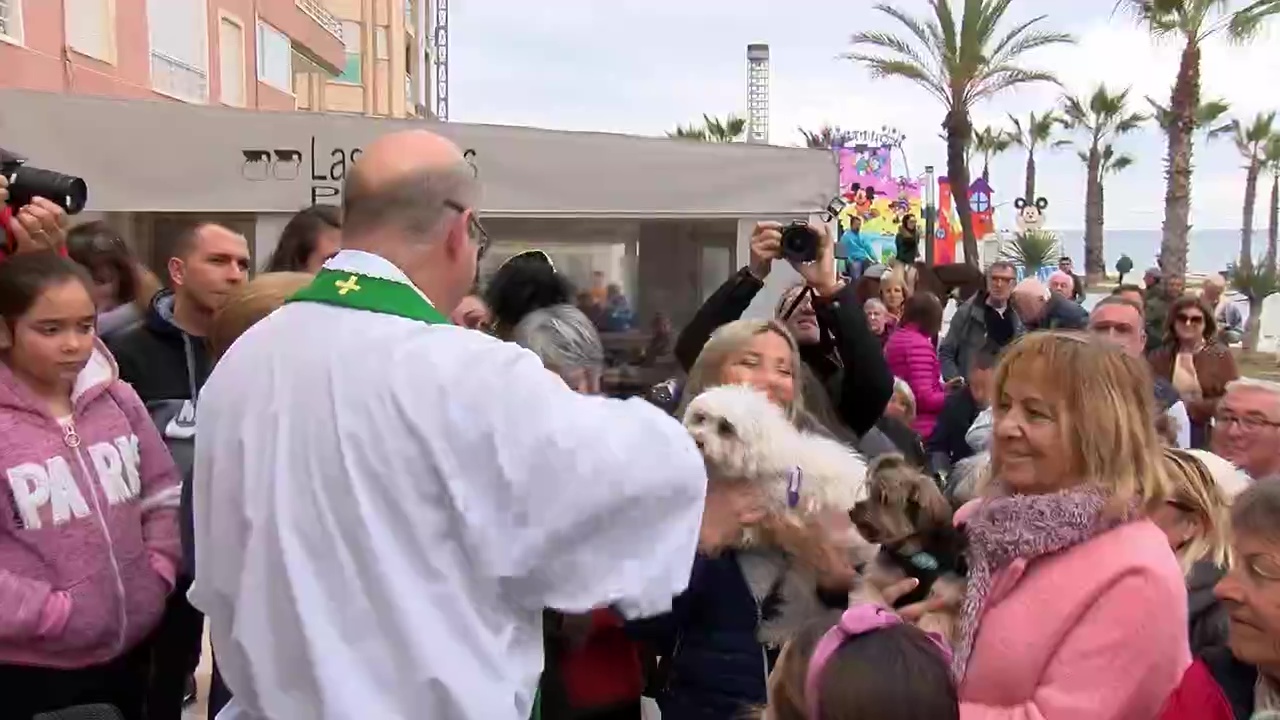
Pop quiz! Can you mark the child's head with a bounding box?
[0,251,97,389]
[766,604,957,720]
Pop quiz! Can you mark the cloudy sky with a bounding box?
[448,0,1280,232]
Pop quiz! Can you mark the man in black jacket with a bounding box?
[108,221,250,715]
[926,349,997,475]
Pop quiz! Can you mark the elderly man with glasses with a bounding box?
[938,260,1024,381]
[1211,379,1280,482]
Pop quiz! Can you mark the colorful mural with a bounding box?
[834,143,999,268]
[834,145,922,265]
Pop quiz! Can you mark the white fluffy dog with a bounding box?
[683,384,868,515]
[682,384,870,645]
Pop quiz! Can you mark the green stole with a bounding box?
[287,268,449,324]
[288,268,546,720]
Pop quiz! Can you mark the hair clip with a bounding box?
[805,604,952,720]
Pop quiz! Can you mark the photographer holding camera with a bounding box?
[673,219,897,449]
[0,175,69,256]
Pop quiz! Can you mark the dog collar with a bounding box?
[908,551,939,572]
[787,467,803,509]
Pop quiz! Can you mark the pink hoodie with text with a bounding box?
[0,342,181,668]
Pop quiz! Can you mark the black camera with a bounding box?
[0,148,88,215]
[780,222,820,264]
[778,196,849,265]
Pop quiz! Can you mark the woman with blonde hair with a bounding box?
[951,332,1190,719]
[642,317,869,720]
[1154,448,1233,656]
[208,272,313,360]
[879,269,908,327]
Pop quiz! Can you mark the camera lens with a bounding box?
[780,222,818,264]
[5,165,88,215]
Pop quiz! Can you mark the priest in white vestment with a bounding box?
[189,131,754,720]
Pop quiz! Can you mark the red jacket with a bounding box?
[1158,658,1234,720]
[558,608,644,708]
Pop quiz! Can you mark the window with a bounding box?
[256,20,292,92]
[0,0,23,43]
[218,16,245,106]
[147,0,209,103]
[65,0,114,61]
[337,20,361,83]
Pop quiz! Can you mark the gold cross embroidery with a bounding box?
[334,275,362,295]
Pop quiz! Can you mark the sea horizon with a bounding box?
[1045,228,1261,275]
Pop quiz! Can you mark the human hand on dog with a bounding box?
[855,574,962,639]
[698,481,768,556]
[758,513,858,593]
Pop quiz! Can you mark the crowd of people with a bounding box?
[0,132,1278,720]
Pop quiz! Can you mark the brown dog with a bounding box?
[850,454,967,611]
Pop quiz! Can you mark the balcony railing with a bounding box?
[295,0,343,41]
[150,50,208,104]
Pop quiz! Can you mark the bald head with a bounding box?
[1013,278,1050,301]
[1011,277,1051,324]
[342,130,481,243]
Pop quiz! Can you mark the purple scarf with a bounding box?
[952,486,1136,679]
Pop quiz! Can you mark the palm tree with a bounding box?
[1147,94,1233,275]
[1264,133,1280,269]
[703,114,747,143]
[1058,85,1148,283]
[1007,110,1062,202]
[1000,228,1062,273]
[800,125,858,148]
[971,125,1015,181]
[1119,0,1280,282]
[844,0,1073,266]
[667,114,746,143]
[1218,111,1278,273]
[667,124,707,141]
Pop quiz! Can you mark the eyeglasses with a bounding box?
[1213,411,1280,432]
[1176,314,1204,325]
[988,275,1015,285]
[444,200,491,260]
[1238,553,1280,584]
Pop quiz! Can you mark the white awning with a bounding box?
[0,90,837,217]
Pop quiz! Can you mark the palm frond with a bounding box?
[969,68,1060,105]
[1000,229,1062,272]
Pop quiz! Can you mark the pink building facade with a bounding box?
[0,0,346,112]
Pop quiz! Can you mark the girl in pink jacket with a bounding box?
[0,252,181,719]
[953,332,1189,720]
[883,292,948,438]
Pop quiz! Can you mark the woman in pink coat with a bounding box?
[951,332,1189,720]
[883,292,947,438]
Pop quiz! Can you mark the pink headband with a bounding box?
[804,604,953,720]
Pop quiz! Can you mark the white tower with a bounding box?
[434,0,450,120]
[746,43,770,144]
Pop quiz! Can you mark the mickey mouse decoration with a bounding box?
[1014,197,1049,232]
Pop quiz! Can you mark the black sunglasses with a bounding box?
[443,200,491,260]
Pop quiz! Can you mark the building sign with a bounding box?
[239,139,479,206]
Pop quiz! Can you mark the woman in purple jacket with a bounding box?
[883,292,949,439]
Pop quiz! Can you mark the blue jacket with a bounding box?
[628,552,779,720]
[838,230,878,263]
